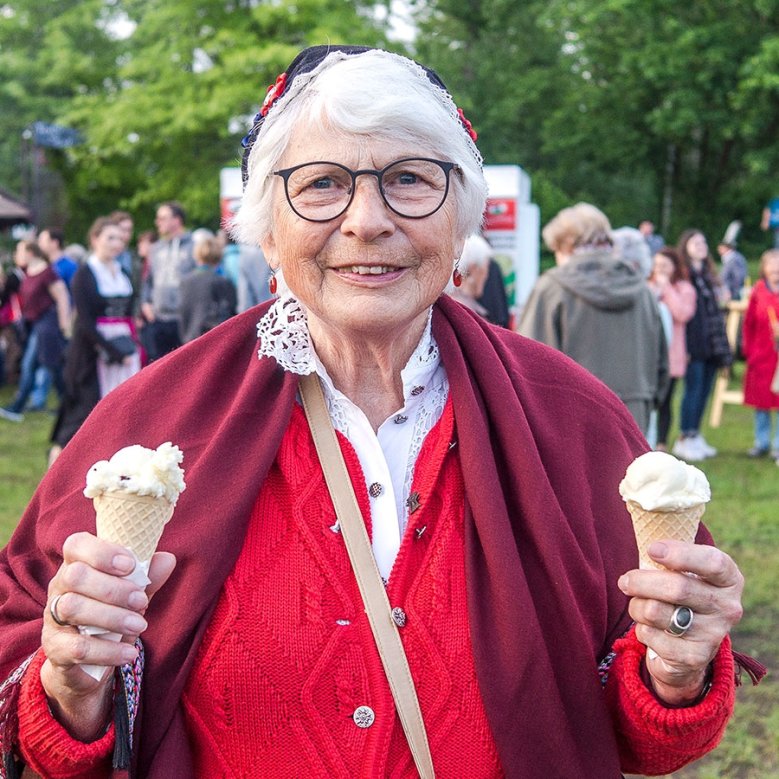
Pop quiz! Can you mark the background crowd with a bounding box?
[0,203,270,464]
[1,200,778,468]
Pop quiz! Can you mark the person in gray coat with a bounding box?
[237,243,272,312]
[178,235,237,343]
[141,202,195,359]
[518,203,668,435]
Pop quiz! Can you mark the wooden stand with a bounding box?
[708,298,749,427]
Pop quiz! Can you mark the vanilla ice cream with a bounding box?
[84,442,186,504]
[80,442,185,680]
[620,451,710,571]
[619,451,710,511]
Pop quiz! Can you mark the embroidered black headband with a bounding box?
[240,44,477,187]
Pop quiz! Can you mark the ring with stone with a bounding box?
[665,605,694,637]
[49,593,71,627]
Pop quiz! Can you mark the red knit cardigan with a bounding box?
[0,296,743,777]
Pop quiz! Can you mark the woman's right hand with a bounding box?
[40,532,176,740]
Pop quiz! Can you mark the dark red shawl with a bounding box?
[2,295,696,777]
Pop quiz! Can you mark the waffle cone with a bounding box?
[93,491,173,565]
[626,500,705,570]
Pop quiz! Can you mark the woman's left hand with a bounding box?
[618,540,744,706]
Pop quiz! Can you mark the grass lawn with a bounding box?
[0,374,776,777]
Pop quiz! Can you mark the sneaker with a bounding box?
[747,446,770,458]
[672,436,706,462]
[0,407,24,423]
[692,434,717,458]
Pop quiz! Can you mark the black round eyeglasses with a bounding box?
[273,157,461,222]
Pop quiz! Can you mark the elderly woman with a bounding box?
[518,203,669,435]
[448,233,493,320]
[0,46,760,779]
[611,225,653,279]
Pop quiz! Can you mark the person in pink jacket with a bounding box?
[648,247,697,450]
[742,249,779,460]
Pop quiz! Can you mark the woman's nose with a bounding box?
[340,177,396,240]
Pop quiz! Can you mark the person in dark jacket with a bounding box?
[672,229,732,462]
[50,217,140,461]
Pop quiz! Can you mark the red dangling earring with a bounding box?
[452,267,463,287]
[268,272,277,295]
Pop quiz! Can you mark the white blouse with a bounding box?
[256,294,449,580]
[87,256,133,298]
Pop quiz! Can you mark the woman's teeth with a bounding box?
[350,266,393,275]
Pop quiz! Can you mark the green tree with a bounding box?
[0,0,125,230]
[412,0,779,246]
[0,0,394,237]
[61,0,393,236]
[409,0,569,224]
[539,0,779,241]
[737,25,779,205]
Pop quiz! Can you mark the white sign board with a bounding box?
[482,165,540,315]
[220,167,243,228]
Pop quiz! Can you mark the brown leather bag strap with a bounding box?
[299,372,435,779]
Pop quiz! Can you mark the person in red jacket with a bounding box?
[742,249,779,460]
[0,45,761,779]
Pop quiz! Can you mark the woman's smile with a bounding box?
[333,264,407,283]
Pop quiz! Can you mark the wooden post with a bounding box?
[709,298,749,428]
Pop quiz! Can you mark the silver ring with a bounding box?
[49,593,70,627]
[665,605,694,637]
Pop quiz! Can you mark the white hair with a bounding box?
[191,227,215,245]
[611,226,652,278]
[231,49,487,248]
[458,233,493,273]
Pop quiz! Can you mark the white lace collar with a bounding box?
[256,294,440,384]
[256,294,314,374]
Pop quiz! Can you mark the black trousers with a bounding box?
[146,319,181,362]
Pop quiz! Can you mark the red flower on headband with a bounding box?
[457,107,478,142]
[260,72,288,117]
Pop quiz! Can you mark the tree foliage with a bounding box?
[2,0,779,249]
[412,0,779,247]
[0,0,392,238]
[0,0,126,231]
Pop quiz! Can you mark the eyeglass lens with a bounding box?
[281,159,452,221]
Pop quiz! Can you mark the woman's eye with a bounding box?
[397,172,419,185]
[311,177,335,190]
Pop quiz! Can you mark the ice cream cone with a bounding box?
[625,499,705,570]
[93,491,174,565]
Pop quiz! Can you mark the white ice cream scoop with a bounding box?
[619,451,710,511]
